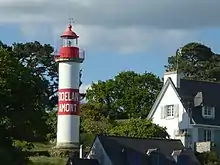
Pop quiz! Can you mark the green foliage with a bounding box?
[0,41,58,141]
[109,118,169,139]
[0,41,58,164]
[28,156,66,165]
[165,42,220,82]
[46,110,57,140]
[81,118,113,134]
[14,140,34,151]
[80,103,114,134]
[196,151,220,165]
[86,71,162,119]
[80,133,96,148]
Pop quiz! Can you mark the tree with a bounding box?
[86,71,162,119]
[0,41,60,164]
[109,118,169,139]
[165,42,220,82]
[46,110,57,140]
[0,47,32,164]
[1,41,59,141]
[80,103,114,134]
[12,41,58,107]
[80,103,114,148]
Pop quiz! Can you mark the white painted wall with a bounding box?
[59,62,80,89]
[152,84,190,144]
[87,138,112,165]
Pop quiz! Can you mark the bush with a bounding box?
[80,133,96,148]
[14,140,34,151]
[196,151,220,165]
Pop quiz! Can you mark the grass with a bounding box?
[29,142,67,165]
[29,156,66,165]
[31,142,54,151]
[15,139,91,165]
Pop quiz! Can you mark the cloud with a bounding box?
[79,83,91,93]
[79,83,91,103]
[0,0,217,54]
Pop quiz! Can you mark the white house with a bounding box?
[147,71,220,151]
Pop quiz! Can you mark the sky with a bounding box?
[1,0,220,93]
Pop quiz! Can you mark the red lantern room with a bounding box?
[55,24,85,63]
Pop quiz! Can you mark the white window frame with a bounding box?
[161,104,179,119]
[167,105,174,117]
[202,106,215,118]
[204,129,212,142]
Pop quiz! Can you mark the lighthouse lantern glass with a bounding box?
[62,37,77,47]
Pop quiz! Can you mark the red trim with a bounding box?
[58,88,80,115]
[59,47,79,58]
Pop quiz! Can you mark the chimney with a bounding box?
[79,145,84,158]
[163,71,184,88]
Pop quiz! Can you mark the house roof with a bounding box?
[98,135,184,156]
[148,77,220,126]
[178,79,220,126]
[95,135,199,165]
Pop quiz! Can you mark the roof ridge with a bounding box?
[98,134,181,142]
[180,78,220,85]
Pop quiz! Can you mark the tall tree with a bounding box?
[12,41,58,107]
[4,41,58,140]
[86,71,162,119]
[0,41,60,141]
[0,47,34,164]
[165,42,220,82]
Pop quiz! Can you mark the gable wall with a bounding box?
[87,138,112,165]
[152,84,190,139]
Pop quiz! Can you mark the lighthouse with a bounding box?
[55,23,85,149]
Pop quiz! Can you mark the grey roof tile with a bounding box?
[96,135,199,165]
[178,79,220,125]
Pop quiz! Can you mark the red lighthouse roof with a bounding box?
[60,24,79,39]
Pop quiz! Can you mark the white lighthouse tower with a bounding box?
[54,23,85,149]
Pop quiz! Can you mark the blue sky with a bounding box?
[2,24,220,86]
[0,24,168,83]
[1,1,220,92]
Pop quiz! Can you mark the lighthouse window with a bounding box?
[62,38,76,47]
[68,41,71,46]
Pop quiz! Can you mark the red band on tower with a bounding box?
[58,88,80,115]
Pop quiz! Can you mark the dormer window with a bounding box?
[202,106,215,119]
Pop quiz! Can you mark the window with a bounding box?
[167,105,174,117]
[202,106,215,118]
[204,129,212,141]
[161,104,179,119]
[62,38,77,47]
